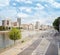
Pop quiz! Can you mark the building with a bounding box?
[2,18,35,30]
[21,24,28,30]
[2,18,21,28]
[21,23,34,30]
[28,24,34,30]
[2,19,11,27]
[17,18,21,28]
[12,22,19,27]
[35,21,40,29]
[39,25,53,30]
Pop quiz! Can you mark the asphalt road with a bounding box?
[18,38,42,55]
[45,42,58,55]
[45,30,58,55]
[18,30,58,55]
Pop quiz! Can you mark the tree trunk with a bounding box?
[14,40,16,45]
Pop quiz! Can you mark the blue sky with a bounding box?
[0,0,60,25]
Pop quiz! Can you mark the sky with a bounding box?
[0,0,60,25]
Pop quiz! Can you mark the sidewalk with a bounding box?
[0,37,39,55]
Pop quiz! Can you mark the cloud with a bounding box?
[39,0,54,3]
[26,8,32,12]
[40,0,60,8]
[0,7,17,20]
[17,13,29,18]
[37,3,44,9]
[25,0,32,4]
[51,2,60,8]
[31,17,55,25]
[0,0,60,25]
[16,0,26,2]
[16,0,32,4]
[34,3,44,10]
[19,7,32,13]
[0,0,10,6]
[45,0,60,8]
[12,2,17,6]
[44,4,49,8]
[30,8,59,25]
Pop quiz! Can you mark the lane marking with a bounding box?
[32,38,50,55]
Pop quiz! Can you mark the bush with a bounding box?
[0,26,3,30]
[21,40,24,43]
[0,26,6,31]
[0,26,11,31]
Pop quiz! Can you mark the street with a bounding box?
[45,42,58,55]
[18,38,42,55]
[18,30,58,55]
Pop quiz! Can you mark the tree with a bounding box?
[0,26,6,31]
[53,17,60,32]
[9,28,21,45]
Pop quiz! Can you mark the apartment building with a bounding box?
[12,22,19,27]
[35,21,40,29]
[21,23,34,30]
[2,20,11,27]
[2,19,19,28]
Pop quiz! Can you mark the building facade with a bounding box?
[2,20,11,27]
[17,18,21,28]
[35,21,40,29]
[12,22,19,27]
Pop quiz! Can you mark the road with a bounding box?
[45,42,58,55]
[18,29,58,55]
[45,30,58,55]
[18,38,42,55]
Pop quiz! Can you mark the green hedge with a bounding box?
[0,26,11,31]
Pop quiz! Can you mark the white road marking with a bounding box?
[32,38,50,55]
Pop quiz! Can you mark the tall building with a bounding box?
[17,18,21,28]
[35,21,40,29]
[2,19,11,27]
